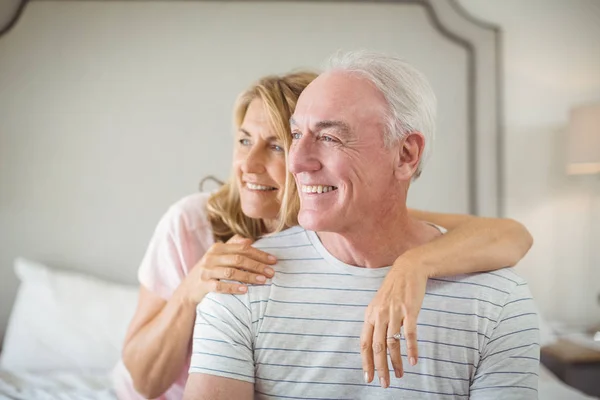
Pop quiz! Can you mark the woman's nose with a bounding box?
[241,146,267,174]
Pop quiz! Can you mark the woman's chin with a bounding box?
[240,203,277,221]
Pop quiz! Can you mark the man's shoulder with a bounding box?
[253,227,324,273]
[430,267,530,306]
[457,267,527,287]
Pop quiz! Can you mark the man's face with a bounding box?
[288,71,400,233]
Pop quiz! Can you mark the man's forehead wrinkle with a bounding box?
[293,72,385,136]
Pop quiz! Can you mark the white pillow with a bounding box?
[0,258,139,371]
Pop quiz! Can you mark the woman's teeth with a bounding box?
[301,185,337,194]
[246,183,276,191]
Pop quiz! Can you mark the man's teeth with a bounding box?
[301,185,337,193]
[247,183,275,191]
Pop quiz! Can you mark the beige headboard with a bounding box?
[0,0,501,341]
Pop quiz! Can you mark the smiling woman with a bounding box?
[234,99,288,225]
[207,72,316,242]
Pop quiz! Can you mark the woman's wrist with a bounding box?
[397,247,436,279]
[172,282,204,311]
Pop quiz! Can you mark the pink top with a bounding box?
[112,193,215,400]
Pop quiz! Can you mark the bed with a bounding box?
[0,0,596,399]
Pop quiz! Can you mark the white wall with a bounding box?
[458,0,600,330]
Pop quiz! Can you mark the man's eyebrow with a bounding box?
[288,118,351,135]
[314,120,351,134]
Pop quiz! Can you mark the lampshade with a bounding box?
[567,103,600,175]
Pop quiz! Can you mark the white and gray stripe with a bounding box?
[191,226,539,399]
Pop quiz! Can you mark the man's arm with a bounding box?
[470,280,540,399]
[184,291,256,399]
[184,374,252,400]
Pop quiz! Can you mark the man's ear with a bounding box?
[394,132,425,181]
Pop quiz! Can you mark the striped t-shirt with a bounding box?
[190,226,540,399]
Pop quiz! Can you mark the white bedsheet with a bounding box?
[0,369,115,400]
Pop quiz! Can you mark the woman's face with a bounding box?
[234,98,287,223]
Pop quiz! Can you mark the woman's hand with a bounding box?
[361,253,428,388]
[177,235,276,305]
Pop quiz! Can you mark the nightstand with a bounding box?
[541,338,600,397]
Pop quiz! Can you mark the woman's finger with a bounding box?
[373,317,390,388]
[211,266,267,285]
[403,315,419,366]
[386,320,404,379]
[218,242,277,269]
[212,253,274,278]
[360,318,375,384]
[209,279,248,294]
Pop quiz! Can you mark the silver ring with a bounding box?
[386,332,402,341]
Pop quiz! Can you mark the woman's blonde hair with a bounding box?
[205,71,318,242]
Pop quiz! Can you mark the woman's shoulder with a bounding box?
[160,192,213,235]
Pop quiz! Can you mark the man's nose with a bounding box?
[288,135,321,174]
[241,146,266,174]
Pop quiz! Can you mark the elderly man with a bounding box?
[184,51,539,399]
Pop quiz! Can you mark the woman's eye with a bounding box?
[271,144,284,152]
[239,138,251,146]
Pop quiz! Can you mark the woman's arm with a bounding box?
[122,286,197,398]
[122,239,275,399]
[406,209,533,275]
[361,211,533,387]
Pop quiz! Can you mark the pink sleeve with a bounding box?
[137,194,215,300]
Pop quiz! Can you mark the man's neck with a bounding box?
[317,208,439,268]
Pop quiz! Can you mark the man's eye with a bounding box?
[291,132,302,140]
[239,138,251,146]
[320,135,335,143]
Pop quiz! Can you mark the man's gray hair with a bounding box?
[324,50,437,179]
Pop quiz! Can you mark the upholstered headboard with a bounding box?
[0,0,501,339]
